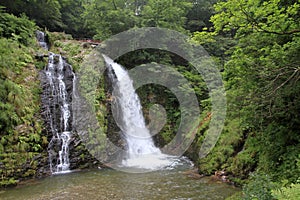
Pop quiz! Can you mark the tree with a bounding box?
[140,0,192,32]
[82,0,193,39]
[82,0,137,40]
[207,0,300,182]
[186,0,217,32]
[59,0,92,38]
[0,0,63,31]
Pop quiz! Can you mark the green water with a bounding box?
[0,168,239,200]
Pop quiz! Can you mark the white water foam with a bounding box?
[103,55,187,170]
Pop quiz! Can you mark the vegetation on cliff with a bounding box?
[0,9,47,187]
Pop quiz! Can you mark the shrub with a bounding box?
[243,173,277,200]
[272,180,300,200]
[0,8,36,45]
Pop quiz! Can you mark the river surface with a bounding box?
[0,165,239,200]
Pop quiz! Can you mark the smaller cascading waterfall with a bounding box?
[104,55,174,170]
[36,30,48,50]
[43,53,75,174]
[38,31,75,174]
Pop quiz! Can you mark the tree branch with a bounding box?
[258,28,300,35]
[272,68,299,94]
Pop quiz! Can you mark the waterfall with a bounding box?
[38,31,74,174]
[36,30,48,50]
[42,53,75,174]
[103,55,174,170]
[36,28,75,174]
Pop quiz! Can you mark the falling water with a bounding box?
[103,55,175,170]
[36,30,48,50]
[36,30,75,174]
[41,51,75,174]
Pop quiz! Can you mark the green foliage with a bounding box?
[212,0,300,36]
[0,37,44,146]
[192,31,217,45]
[48,31,73,42]
[0,0,89,37]
[272,180,300,200]
[82,0,137,40]
[243,173,277,200]
[0,0,63,31]
[0,9,36,45]
[0,0,204,38]
[82,0,192,39]
[141,0,192,32]
[0,178,17,187]
[197,118,244,175]
[192,0,300,186]
[0,38,37,135]
[190,3,300,199]
[59,0,90,37]
[0,12,47,187]
[186,0,218,32]
[0,0,214,37]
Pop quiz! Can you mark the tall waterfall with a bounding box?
[42,53,75,174]
[38,31,75,174]
[104,55,174,170]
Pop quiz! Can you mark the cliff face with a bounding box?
[0,31,103,187]
[38,33,105,173]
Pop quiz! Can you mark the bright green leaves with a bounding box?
[82,0,192,39]
[212,0,300,37]
[0,14,44,153]
[0,12,46,186]
[192,0,300,187]
[0,38,42,140]
[191,31,216,45]
[82,0,137,40]
[272,180,300,200]
[0,11,36,45]
[141,0,192,32]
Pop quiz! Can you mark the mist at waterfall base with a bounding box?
[104,55,186,171]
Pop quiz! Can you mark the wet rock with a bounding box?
[183,168,205,179]
[211,170,230,183]
[35,53,48,60]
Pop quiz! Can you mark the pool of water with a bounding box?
[0,166,239,200]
